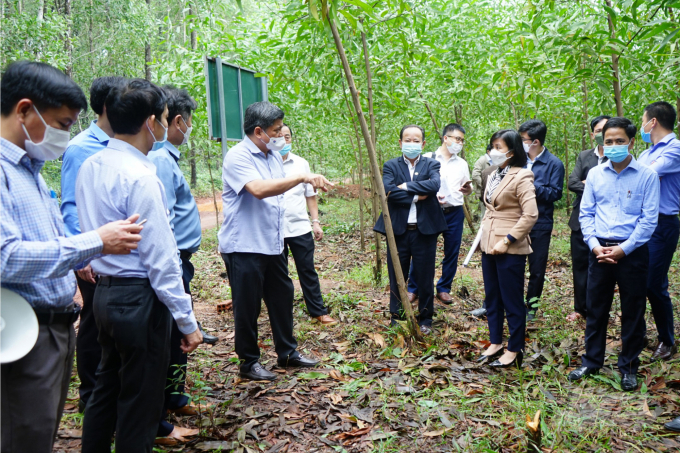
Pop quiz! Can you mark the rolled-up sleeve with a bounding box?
[127,175,197,334]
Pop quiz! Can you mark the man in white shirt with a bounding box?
[76,79,202,453]
[407,124,472,304]
[279,124,337,326]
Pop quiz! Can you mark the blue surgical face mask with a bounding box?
[603,143,631,163]
[640,119,654,144]
[402,142,422,159]
[148,119,167,152]
[279,144,291,156]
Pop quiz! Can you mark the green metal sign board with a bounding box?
[204,57,268,149]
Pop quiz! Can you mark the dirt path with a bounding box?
[196,196,223,231]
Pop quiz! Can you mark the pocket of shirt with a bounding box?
[623,193,644,215]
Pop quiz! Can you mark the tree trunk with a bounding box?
[510,102,519,129]
[328,13,421,341]
[37,0,44,21]
[606,0,624,116]
[361,27,378,268]
[582,77,592,149]
[63,0,73,78]
[189,1,197,188]
[145,0,152,81]
[564,116,571,216]
[342,79,365,251]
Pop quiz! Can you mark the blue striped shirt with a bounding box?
[0,138,103,308]
[579,156,659,256]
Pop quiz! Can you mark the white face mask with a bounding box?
[261,130,286,152]
[21,105,70,161]
[446,141,463,155]
[179,117,192,146]
[522,142,531,153]
[489,149,510,166]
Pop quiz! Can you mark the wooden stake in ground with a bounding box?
[526,410,541,452]
[328,13,421,341]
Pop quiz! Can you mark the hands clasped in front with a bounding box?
[593,245,625,264]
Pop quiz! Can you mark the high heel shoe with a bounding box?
[474,347,504,363]
[489,351,523,369]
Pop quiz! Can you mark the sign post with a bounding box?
[204,57,268,159]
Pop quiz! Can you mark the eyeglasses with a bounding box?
[521,138,534,144]
[445,135,465,144]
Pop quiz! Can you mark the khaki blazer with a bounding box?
[480,166,538,255]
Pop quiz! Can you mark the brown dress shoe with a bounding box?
[651,342,677,361]
[313,315,338,326]
[436,292,453,305]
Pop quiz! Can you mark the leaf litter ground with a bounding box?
[56,190,680,452]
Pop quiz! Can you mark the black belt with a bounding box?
[442,206,462,214]
[597,238,624,247]
[406,224,418,231]
[179,250,193,260]
[98,276,150,287]
[34,304,81,325]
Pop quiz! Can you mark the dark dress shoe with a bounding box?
[475,347,503,363]
[420,325,432,335]
[527,311,536,322]
[489,352,523,369]
[199,323,219,345]
[470,307,487,318]
[664,416,680,432]
[568,366,599,381]
[240,363,276,381]
[651,342,676,361]
[277,354,319,368]
[621,373,638,391]
[436,292,453,305]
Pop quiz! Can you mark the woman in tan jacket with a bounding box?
[477,130,538,368]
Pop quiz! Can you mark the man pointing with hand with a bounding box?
[219,101,332,381]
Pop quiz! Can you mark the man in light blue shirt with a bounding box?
[219,101,331,381]
[570,117,659,392]
[60,76,125,412]
[637,101,680,363]
[148,85,216,440]
[77,79,202,453]
[0,61,142,453]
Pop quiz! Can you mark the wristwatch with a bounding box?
[312,219,320,224]
[502,237,510,246]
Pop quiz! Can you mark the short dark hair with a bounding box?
[90,76,126,115]
[602,117,637,140]
[243,101,285,135]
[399,124,425,140]
[282,123,293,137]
[486,143,492,152]
[590,115,611,132]
[1,61,87,116]
[106,78,167,135]
[490,129,527,168]
[518,119,547,145]
[644,101,677,131]
[442,123,465,137]
[162,85,197,122]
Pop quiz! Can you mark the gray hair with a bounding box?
[243,101,285,135]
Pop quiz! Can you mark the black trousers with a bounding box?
[221,252,299,372]
[157,253,194,437]
[284,232,328,318]
[570,229,590,318]
[646,214,680,346]
[82,278,172,453]
[386,229,438,327]
[482,253,527,352]
[582,243,648,375]
[76,275,100,409]
[526,228,552,315]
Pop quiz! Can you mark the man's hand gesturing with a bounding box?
[96,213,144,255]
[304,174,334,192]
